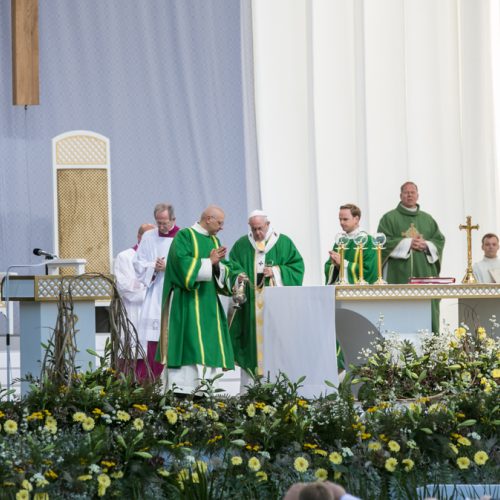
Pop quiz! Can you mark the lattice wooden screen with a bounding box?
[53,132,112,275]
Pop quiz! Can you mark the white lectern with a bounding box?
[1,274,112,394]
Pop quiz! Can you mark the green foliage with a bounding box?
[0,328,498,499]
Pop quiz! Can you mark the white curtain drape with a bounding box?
[252,0,500,305]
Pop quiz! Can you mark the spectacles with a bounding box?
[156,218,173,227]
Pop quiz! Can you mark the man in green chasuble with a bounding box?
[159,205,238,394]
[324,204,377,371]
[324,204,378,286]
[377,182,445,332]
[229,210,304,390]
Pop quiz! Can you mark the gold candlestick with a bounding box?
[356,242,368,285]
[459,216,479,284]
[373,232,387,285]
[336,243,349,285]
[375,244,387,284]
[354,232,368,285]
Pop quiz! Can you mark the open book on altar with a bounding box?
[408,277,456,284]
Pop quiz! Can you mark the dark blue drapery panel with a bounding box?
[0,0,256,271]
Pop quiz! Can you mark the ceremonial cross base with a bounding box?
[459,216,479,284]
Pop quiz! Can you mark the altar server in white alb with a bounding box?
[113,222,156,330]
[133,203,179,380]
[473,233,500,283]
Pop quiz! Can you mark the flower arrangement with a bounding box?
[0,325,498,499]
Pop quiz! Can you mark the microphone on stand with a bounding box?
[33,248,58,260]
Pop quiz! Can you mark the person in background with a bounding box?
[133,203,179,381]
[473,233,500,283]
[114,222,156,331]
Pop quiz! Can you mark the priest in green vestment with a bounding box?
[228,210,304,389]
[324,204,377,371]
[159,205,238,394]
[377,182,445,332]
[324,204,378,286]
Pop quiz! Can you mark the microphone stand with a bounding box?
[2,261,48,400]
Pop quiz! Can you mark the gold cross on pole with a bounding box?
[459,216,479,284]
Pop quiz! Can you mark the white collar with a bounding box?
[192,222,209,236]
[248,225,274,243]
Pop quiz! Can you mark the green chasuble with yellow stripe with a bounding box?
[229,232,304,375]
[159,227,236,369]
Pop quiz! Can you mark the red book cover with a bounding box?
[408,277,456,284]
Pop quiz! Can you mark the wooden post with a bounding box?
[12,0,39,105]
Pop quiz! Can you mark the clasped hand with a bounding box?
[411,236,428,252]
[329,250,341,266]
[210,246,227,265]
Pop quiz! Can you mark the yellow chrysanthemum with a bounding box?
[368,441,382,451]
[333,471,342,480]
[164,409,178,425]
[78,474,92,481]
[294,457,309,473]
[3,419,18,434]
[116,410,131,422]
[402,458,414,472]
[474,450,489,465]
[313,449,328,457]
[457,436,471,447]
[455,327,466,339]
[97,473,111,487]
[133,418,144,431]
[256,471,268,482]
[329,452,343,465]
[492,368,500,379]
[457,456,470,469]
[82,417,95,431]
[449,443,459,454]
[132,404,148,412]
[20,480,32,492]
[246,404,256,418]
[248,457,261,472]
[15,490,29,500]
[45,469,58,480]
[388,440,400,452]
[73,412,86,423]
[33,493,50,500]
[477,327,486,340]
[110,471,124,479]
[315,468,328,481]
[231,456,243,466]
[385,457,398,472]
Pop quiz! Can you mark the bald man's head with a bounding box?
[200,205,225,235]
[137,223,156,242]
